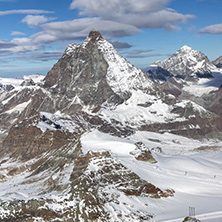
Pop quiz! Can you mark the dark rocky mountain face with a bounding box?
[0,31,222,221]
[0,83,14,92]
[201,87,222,116]
[212,56,222,68]
[44,31,123,110]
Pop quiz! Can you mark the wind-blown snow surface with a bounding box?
[81,130,222,221]
[98,91,184,126]
[183,70,222,96]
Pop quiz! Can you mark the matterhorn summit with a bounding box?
[44,31,154,112]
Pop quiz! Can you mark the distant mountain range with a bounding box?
[148,45,218,81]
[0,31,222,221]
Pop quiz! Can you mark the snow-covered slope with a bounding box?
[0,74,46,134]
[0,74,44,106]
[98,90,183,127]
[81,130,222,222]
[96,37,154,98]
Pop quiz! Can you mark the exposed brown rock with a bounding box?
[131,142,157,163]
[135,150,157,163]
[183,216,201,222]
[1,115,79,160]
[140,116,222,139]
[194,145,222,152]
[88,30,104,42]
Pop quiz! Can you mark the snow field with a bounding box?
[81,130,222,221]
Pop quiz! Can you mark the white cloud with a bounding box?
[198,24,222,34]
[22,15,56,26]
[16,51,63,61]
[70,0,171,16]
[3,37,44,54]
[0,9,53,16]
[122,9,194,31]
[33,17,141,44]
[11,31,26,36]
[122,49,171,58]
[0,0,195,61]
[0,40,17,48]
[0,17,141,55]
[70,0,195,30]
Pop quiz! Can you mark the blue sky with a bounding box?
[0,0,222,77]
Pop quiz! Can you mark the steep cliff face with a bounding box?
[44,31,153,112]
[44,31,122,108]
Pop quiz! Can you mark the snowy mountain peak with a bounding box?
[82,30,104,48]
[149,45,216,80]
[176,45,201,57]
[65,31,103,56]
[180,45,192,52]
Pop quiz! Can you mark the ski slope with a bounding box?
[81,130,222,221]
